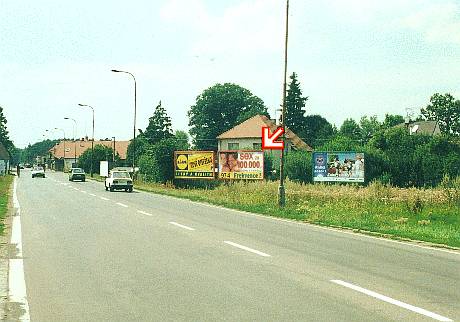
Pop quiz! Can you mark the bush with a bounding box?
[285,151,312,183]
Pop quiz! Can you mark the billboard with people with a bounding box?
[218,151,264,180]
[174,151,215,179]
[313,152,365,182]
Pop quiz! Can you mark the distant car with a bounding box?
[31,166,45,178]
[69,168,86,182]
[105,170,133,192]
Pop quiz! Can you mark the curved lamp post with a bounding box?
[111,69,137,173]
[54,128,66,171]
[64,117,77,166]
[78,104,95,177]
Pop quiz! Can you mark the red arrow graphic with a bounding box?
[262,127,284,150]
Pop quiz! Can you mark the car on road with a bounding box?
[105,170,133,192]
[31,166,45,178]
[69,168,86,182]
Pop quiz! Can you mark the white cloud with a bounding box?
[402,2,460,45]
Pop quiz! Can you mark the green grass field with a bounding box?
[0,175,14,235]
[135,179,460,248]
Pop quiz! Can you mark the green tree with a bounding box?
[174,130,190,150]
[188,83,268,150]
[142,101,173,145]
[20,139,59,164]
[382,113,405,129]
[126,135,149,167]
[77,144,114,174]
[318,134,362,152]
[138,137,184,183]
[285,72,308,136]
[302,115,336,147]
[421,93,460,135]
[340,118,361,142]
[0,106,13,151]
[359,115,381,144]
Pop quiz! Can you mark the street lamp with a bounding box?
[64,117,77,166]
[54,128,66,172]
[111,69,137,174]
[78,104,95,177]
[278,0,289,207]
[112,136,116,163]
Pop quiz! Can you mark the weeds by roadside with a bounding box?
[135,179,460,248]
[0,175,14,235]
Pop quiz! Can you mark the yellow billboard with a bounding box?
[174,151,215,179]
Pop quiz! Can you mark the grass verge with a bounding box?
[135,180,460,248]
[0,175,14,235]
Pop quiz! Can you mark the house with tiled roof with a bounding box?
[395,120,441,136]
[0,142,10,175]
[49,138,130,171]
[217,114,312,152]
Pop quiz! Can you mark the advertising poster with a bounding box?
[313,152,365,182]
[174,151,215,179]
[219,151,264,180]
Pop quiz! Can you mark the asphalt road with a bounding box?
[11,169,460,321]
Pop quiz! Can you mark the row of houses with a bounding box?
[26,115,441,173]
[44,115,311,172]
[47,138,130,171]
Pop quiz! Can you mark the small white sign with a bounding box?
[100,161,109,177]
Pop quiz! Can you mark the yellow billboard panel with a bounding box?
[174,151,215,179]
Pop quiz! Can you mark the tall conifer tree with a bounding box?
[285,72,308,136]
[143,101,173,145]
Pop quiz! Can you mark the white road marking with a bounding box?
[137,210,153,217]
[169,221,195,231]
[330,280,452,322]
[89,193,97,197]
[73,187,79,191]
[100,197,110,201]
[116,202,128,208]
[80,190,87,194]
[224,241,271,257]
[13,179,19,208]
[9,260,31,322]
[11,216,23,257]
[185,201,460,255]
[10,178,31,322]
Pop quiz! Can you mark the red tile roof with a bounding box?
[50,140,129,159]
[217,115,312,151]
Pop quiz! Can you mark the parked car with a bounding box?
[31,166,45,178]
[69,168,86,182]
[105,170,133,192]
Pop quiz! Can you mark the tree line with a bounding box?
[4,72,459,187]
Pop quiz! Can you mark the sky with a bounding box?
[1,0,460,148]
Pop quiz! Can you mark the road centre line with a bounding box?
[137,210,153,217]
[89,193,97,197]
[224,241,271,257]
[73,187,79,191]
[116,202,128,208]
[80,190,87,194]
[100,197,110,201]
[187,201,459,255]
[169,221,195,231]
[330,280,452,321]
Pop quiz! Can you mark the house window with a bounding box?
[253,143,262,150]
[228,142,239,150]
